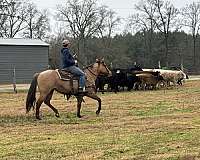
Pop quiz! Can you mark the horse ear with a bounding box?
[102,57,104,62]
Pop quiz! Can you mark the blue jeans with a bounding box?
[63,66,86,88]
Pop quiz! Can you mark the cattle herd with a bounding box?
[95,65,189,93]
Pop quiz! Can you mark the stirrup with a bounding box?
[78,87,88,93]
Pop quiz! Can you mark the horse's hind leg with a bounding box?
[76,96,83,118]
[86,93,101,115]
[36,95,45,120]
[44,90,60,118]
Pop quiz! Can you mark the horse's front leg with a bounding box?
[76,96,83,118]
[86,93,101,115]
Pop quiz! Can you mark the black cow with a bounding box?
[95,65,143,93]
[126,73,141,91]
[126,65,143,91]
[95,68,125,93]
[95,75,110,94]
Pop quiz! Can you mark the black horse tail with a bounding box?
[26,73,39,113]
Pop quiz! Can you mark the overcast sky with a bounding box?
[34,0,195,18]
[33,0,197,34]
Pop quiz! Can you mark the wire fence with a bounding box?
[0,75,200,93]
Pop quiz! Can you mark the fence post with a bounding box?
[180,57,184,71]
[13,67,17,93]
[180,63,184,71]
[158,61,161,69]
[110,62,113,69]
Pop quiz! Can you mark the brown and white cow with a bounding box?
[135,71,164,90]
[153,69,187,86]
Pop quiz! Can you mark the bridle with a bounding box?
[75,56,110,76]
[84,64,98,76]
[84,61,110,77]
[98,61,110,76]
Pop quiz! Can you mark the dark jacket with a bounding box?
[61,47,75,68]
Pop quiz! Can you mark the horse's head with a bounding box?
[94,58,112,77]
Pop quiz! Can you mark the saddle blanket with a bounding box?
[56,69,79,91]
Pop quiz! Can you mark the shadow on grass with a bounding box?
[0,112,81,127]
[0,110,103,127]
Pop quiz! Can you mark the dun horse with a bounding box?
[26,59,112,120]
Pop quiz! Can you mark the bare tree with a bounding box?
[34,10,50,39]
[0,0,29,38]
[22,2,37,38]
[56,0,106,64]
[98,6,120,48]
[0,0,9,37]
[128,0,156,33]
[22,3,50,40]
[152,0,179,67]
[127,0,157,66]
[181,1,200,68]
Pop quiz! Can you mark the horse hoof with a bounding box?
[55,113,60,118]
[77,115,82,118]
[36,117,42,120]
[96,110,100,115]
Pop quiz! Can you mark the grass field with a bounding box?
[0,81,200,160]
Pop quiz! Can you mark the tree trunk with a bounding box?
[193,36,196,68]
[164,35,169,67]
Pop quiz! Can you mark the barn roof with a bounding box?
[0,38,49,46]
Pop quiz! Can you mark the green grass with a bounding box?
[0,81,200,159]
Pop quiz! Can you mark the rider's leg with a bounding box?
[67,66,86,91]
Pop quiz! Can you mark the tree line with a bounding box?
[1,0,200,73]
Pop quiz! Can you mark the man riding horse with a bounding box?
[26,41,112,119]
[61,39,86,93]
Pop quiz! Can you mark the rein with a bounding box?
[75,57,110,76]
[84,64,100,77]
[75,57,99,76]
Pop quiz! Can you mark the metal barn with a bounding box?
[0,38,49,83]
